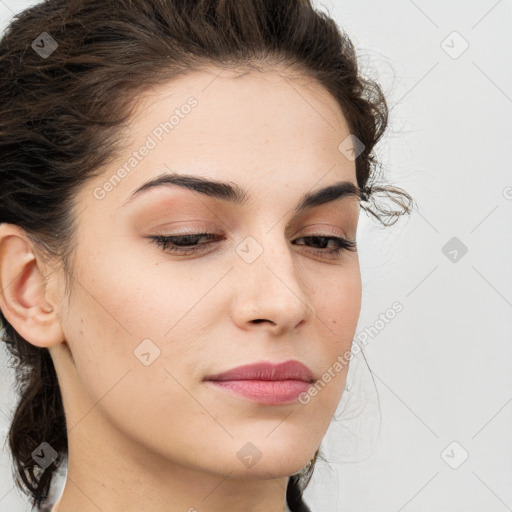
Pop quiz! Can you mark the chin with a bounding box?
[220,444,315,480]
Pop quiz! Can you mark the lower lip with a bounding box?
[206,379,313,405]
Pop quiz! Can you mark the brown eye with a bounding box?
[148,233,221,255]
[292,235,357,259]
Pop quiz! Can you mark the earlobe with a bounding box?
[0,223,64,348]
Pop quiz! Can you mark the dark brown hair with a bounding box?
[0,0,413,510]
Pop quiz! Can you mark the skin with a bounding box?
[0,66,362,512]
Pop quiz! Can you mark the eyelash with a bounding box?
[147,232,357,260]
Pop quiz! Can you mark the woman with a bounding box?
[0,0,413,511]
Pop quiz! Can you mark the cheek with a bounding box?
[304,267,361,405]
[60,241,211,392]
[67,244,191,341]
[59,264,203,442]
[313,264,362,338]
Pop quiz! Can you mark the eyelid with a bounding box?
[149,223,217,235]
[150,224,350,239]
[295,223,349,239]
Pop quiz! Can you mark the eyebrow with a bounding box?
[122,172,364,213]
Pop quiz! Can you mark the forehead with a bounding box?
[77,66,357,215]
[130,65,354,165]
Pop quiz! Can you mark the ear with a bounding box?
[0,223,65,348]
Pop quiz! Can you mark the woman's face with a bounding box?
[51,66,362,481]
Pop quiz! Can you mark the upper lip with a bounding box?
[204,360,316,383]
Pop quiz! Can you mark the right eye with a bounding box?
[147,233,222,255]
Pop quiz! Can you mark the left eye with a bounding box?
[147,232,357,259]
[147,233,220,255]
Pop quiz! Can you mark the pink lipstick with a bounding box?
[203,360,316,405]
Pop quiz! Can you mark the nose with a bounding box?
[229,235,312,335]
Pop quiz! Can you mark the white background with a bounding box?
[0,0,511,511]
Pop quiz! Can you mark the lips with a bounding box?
[204,360,316,405]
[204,360,316,383]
